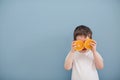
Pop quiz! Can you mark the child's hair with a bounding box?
[73,25,92,40]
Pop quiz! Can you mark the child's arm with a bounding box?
[91,40,104,70]
[64,41,75,70]
[93,51,104,70]
[64,51,74,70]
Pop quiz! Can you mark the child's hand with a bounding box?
[90,40,97,53]
[70,41,76,53]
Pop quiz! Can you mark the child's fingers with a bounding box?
[92,40,97,44]
[90,41,97,45]
[90,44,95,48]
[72,41,76,44]
[90,43,96,46]
[72,41,76,46]
[72,43,76,46]
[72,45,76,47]
[71,41,76,47]
[91,42,96,45]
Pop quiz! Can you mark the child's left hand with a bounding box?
[90,40,97,53]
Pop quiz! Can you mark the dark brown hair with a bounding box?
[73,25,92,40]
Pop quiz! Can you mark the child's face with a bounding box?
[76,35,89,42]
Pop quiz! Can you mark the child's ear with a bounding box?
[88,34,92,39]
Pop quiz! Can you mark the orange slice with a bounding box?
[84,39,94,50]
[74,40,84,51]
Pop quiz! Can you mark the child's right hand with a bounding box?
[70,41,76,53]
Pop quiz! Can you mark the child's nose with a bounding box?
[82,39,87,42]
[83,40,86,42]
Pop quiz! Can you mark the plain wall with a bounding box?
[0,0,120,80]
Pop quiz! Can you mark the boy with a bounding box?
[64,25,104,80]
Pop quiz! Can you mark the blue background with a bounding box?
[0,0,120,80]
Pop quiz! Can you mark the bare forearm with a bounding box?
[64,51,74,70]
[93,50,104,70]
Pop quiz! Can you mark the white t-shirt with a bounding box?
[71,50,103,80]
